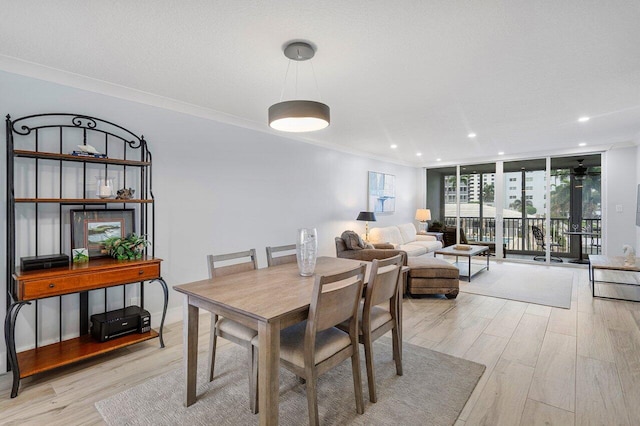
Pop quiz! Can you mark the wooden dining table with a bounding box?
[174,256,405,426]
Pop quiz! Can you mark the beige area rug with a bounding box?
[458,261,573,309]
[96,338,485,426]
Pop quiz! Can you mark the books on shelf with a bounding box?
[71,151,108,158]
[453,244,473,251]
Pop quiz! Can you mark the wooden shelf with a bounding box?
[15,198,153,204]
[17,330,159,378]
[13,150,151,167]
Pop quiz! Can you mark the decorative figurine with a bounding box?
[116,188,135,200]
[76,144,101,154]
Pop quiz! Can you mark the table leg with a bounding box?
[259,319,281,426]
[579,235,583,262]
[486,251,490,271]
[468,255,471,282]
[183,296,199,407]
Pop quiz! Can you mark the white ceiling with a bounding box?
[1,1,639,166]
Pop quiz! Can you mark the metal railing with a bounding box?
[443,216,602,257]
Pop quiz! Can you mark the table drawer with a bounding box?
[19,263,161,300]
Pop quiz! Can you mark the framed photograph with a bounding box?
[368,171,396,213]
[71,209,135,257]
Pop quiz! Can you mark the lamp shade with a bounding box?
[356,211,376,222]
[415,209,431,222]
[268,100,330,132]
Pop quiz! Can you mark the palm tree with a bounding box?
[482,183,495,203]
[550,171,571,217]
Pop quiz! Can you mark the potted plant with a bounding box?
[102,233,150,260]
[430,221,443,232]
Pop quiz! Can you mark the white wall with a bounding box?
[604,146,638,256]
[636,141,640,252]
[0,70,421,371]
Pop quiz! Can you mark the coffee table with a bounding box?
[435,245,489,282]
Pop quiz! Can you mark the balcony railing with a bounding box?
[443,216,601,257]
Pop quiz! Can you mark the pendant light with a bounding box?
[268,41,330,132]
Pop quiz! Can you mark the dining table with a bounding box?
[174,256,407,426]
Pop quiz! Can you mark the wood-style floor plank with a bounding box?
[576,355,630,425]
[465,358,535,426]
[547,302,577,336]
[482,300,528,339]
[576,311,615,362]
[458,333,510,421]
[528,331,577,412]
[519,399,575,426]
[500,313,548,367]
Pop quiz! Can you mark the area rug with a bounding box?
[96,337,485,426]
[459,261,573,308]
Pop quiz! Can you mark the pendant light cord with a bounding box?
[310,60,323,102]
[279,60,292,102]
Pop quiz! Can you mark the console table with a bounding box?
[588,255,640,301]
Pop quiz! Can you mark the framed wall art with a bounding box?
[368,171,396,213]
[71,209,135,257]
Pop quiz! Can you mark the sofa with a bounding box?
[368,223,443,256]
[335,224,459,298]
[334,237,407,265]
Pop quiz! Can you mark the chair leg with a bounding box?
[391,325,403,376]
[363,333,377,403]
[351,346,365,413]
[249,346,258,414]
[305,372,320,426]
[208,314,218,382]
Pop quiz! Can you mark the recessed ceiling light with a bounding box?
[498,151,504,155]
[578,116,590,123]
[436,158,442,161]
[416,152,422,157]
[468,133,477,138]
[390,144,398,149]
[578,142,587,147]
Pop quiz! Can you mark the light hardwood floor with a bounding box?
[1,266,640,425]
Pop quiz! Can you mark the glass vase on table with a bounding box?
[296,228,318,276]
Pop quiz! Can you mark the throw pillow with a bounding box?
[364,242,375,249]
[341,230,364,250]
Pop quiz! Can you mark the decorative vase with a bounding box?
[96,177,115,199]
[296,228,318,276]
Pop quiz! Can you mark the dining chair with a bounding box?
[207,249,259,413]
[265,244,297,266]
[338,254,403,403]
[531,225,562,263]
[264,264,366,425]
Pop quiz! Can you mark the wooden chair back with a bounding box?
[308,265,366,335]
[364,254,403,310]
[207,249,258,278]
[266,244,297,267]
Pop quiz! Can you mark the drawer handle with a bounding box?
[138,269,145,275]
[49,283,55,288]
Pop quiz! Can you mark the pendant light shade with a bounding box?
[269,100,330,132]
[269,41,330,133]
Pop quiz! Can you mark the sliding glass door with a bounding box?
[426,153,602,263]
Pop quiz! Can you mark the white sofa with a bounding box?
[368,223,443,257]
